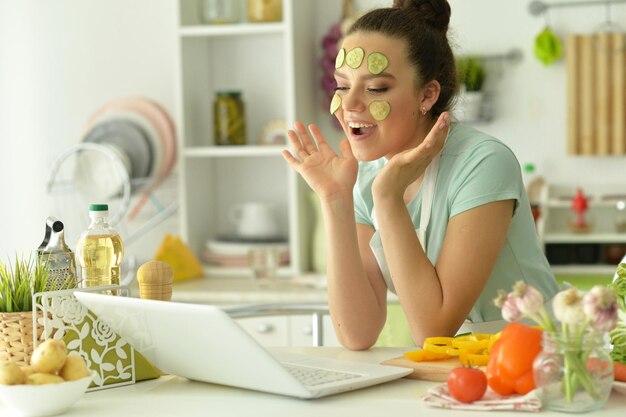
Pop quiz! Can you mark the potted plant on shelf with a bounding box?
[456,56,486,122]
[0,255,50,366]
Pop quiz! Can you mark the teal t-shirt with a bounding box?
[353,123,558,322]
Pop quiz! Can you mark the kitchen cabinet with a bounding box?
[174,0,317,278]
[538,183,626,282]
[238,315,340,347]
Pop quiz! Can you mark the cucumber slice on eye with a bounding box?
[345,47,365,69]
[369,100,391,121]
[330,94,342,115]
[335,48,346,69]
[367,52,389,75]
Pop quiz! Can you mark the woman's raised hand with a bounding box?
[282,122,358,200]
[372,112,450,200]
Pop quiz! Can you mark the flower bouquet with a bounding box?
[494,282,618,413]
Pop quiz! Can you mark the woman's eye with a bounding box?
[334,86,349,92]
[367,87,388,94]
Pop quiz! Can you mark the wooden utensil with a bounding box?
[137,260,173,301]
[380,356,486,382]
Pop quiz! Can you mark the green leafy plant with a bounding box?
[0,255,50,313]
[610,263,626,364]
[457,57,486,92]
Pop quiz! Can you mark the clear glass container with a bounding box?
[247,0,282,22]
[76,204,124,294]
[200,0,241,24]
[214,91,246,145]
[533,331,613,413]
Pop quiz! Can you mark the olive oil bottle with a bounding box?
[76,204,124,293]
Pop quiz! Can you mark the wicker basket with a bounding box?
[0,311,44,366]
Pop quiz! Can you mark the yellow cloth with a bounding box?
[153,235,203,282]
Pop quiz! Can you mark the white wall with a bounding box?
[1,0,625,259]
[0,0,177,259]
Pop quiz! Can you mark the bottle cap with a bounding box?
[216,91,241,97]
[89,204,109,212]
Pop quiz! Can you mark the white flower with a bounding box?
[553,288,586,326]
[513,280,545,315]
[582,286,618,332]
[91,319,116,346]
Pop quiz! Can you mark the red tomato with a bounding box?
[447,367,487,403]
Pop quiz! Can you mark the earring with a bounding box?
[421,106,427,116]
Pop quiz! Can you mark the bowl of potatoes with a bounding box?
[0,339,94,417]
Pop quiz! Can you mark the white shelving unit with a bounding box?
[538,183,626,277]
[174,0,317,278]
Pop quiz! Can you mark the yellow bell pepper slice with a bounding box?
[403,349,449,362]
[422,337,453,353]
[459,351,490,367]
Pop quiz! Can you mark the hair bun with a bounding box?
[393,0,451,32]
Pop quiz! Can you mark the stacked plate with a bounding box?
[74,97,177,201]
[203,238,289,268]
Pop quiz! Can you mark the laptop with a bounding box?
[74,292,412,399]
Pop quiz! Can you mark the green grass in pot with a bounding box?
[0,255,50,313]
[457,57,485,92]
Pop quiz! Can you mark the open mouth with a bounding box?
[348,122,376,136]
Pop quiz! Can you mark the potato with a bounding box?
[30,339,68,374]
[21,365,35,380]
[0,363,25,385]
[26,372,64,385]
[60,355,90,381]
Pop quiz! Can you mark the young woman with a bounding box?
[283,0,558,350]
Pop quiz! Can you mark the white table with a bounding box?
[3,347,625,417]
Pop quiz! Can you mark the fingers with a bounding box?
[423,112,450,150]
[308,124,331,152]
[338,139,354,160]
[287,129,310,160]
[294,121,318,154]
[281,149,300,169]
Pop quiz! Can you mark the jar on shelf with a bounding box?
[247,0,282,23]
[533,331,613,413]
[214,91,246,146]
[200,0,241,24]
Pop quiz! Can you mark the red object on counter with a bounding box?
[572,188,589,227]
[447,367,487,403]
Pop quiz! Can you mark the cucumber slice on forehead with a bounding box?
[335,48,345,69]
[369,100,391,121]
[329,94,342,115]
[367,52,389,75]
[345,47,365,69]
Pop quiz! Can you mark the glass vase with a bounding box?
[533,331,613,413]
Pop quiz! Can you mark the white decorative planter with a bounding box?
[456,90,484,122]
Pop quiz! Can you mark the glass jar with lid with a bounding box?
[214,91,246,146]
[247,0,282,23]
[200,0,241,24]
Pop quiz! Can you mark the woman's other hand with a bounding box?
[372,112,450,201]
[282,122,358,200]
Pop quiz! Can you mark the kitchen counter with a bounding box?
[168,275,399,306]
[169,275,331,305]
[2,347,624,417]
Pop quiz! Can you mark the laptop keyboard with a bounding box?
[283,364,362,387]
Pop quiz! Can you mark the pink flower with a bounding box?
[582,286,618,332]
[512,281,545,315]
[494,290,522,322]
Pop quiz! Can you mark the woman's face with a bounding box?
[334,32,428,161]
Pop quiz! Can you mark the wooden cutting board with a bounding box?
[381,356,485,382]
